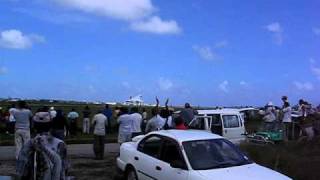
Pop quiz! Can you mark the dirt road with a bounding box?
[0,144,121,180]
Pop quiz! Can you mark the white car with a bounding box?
[116,130,291,180]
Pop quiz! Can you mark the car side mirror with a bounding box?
[170,160,187,170]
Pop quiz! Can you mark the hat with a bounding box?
[50,106,55,110]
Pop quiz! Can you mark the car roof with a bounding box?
[149,130,223,143]
[197,108,241,115]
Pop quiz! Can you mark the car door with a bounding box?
[136,135,164,180]
[188,116,211,131]
[221,114,243,140]
[159,138,189,180]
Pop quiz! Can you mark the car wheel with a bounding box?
[126,167,138,180]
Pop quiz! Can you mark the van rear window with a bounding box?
[222,115,240,128]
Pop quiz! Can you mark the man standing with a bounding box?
[130,107,143,138]
[180,103,198,125]
[102,104,113,133]
[263,102,276,131]
[67,108,79,136]
[282,101,292,141]
[82,106,91,134]
[117,107,132,144]
[145,108,165,133]
[92,111,108,160]
[12,101,32,159]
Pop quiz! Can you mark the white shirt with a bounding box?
[50,110,57,119]
[92,113,108,136]
[9,108,16,122]
[67,111,79,119]
[145,115,165,133]
[142,112,147,119]
[264,107,276,122]
[282,107,292,123]
[118,114,133,134]
[167,116,174,128]
[131,113,142,133]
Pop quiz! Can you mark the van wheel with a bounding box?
[126,167,138,180]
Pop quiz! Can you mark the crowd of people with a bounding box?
[0,98,198,162]
[261,96,320,141]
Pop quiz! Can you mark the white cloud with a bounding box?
[52,0,154,21]
[50,0,181,35]
[240,81,248,86]
[0,29,45,49]
[158,77,173,91]
[313,27,320,36]
[218,80,229,93]
[310,58,320,80]
[193,40,228,61]
[293,81,314,91]
[214,40,228,48]
[0,66,8,75]
[121,81,131,89]
[193,45,217,61]
[130,16,181,35]
[265,22,282,33]
[264,22,283,45]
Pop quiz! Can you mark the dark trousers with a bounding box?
[70,121,77,136]
[93,135,105,159]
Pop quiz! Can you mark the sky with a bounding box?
[0,0,319,107]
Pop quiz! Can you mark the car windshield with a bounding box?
[183,139,252,170]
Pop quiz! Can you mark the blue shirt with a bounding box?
[102,108,113,119]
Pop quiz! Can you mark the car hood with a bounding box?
[197,163,291,180]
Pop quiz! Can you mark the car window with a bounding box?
[183,139,252,170]
[222,115,240,128]
[161,139,186,166]
[138,135,163,159]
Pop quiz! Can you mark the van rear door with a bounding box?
[221,114,244,141]
[188,116,212,131]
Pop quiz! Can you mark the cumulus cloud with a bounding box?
[293,81,314,91]
[50,0,182,35]
[193,45,217,61]
[264,22,283,45]
[52,0,154,21]
[193,40,228,61]
[309,58,320,80]
[121,81,131,89]
[0,66,8,75]
[158,77,173,91]
[214,40,228,48]
[0,29,45,49]
[313,27,320,36]
[218,80,229,93]
[130,16,181,35]
[240,81,248,86]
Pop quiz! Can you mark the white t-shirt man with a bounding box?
[92,113,108,136]
[130,113,142,133]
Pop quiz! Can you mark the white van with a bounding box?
[188,109,246,144]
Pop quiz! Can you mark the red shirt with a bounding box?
[175,124,188,130]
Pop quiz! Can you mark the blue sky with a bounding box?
[0,0,319,107]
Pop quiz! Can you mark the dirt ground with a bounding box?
[0,144,121,180]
